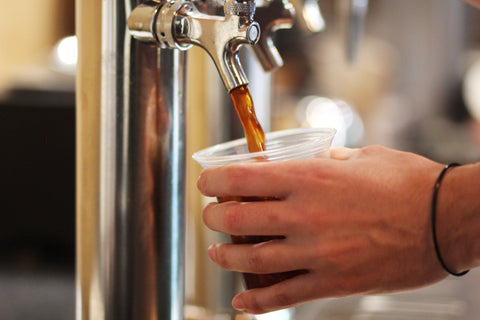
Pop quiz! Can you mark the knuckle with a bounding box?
[331,275,356,296]
[272,289,294,308]
[362,144,386,155]
[223,204,244,234]
[247,246,265,272]
[223,164,250,192]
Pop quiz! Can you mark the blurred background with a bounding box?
[0,1,75,319]
[2,0,480,319]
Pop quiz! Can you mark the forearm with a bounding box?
[437,162,480,273]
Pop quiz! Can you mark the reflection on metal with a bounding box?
[128,0,261,91]
[347,0,369,62]
[252,0,295,71]
[334,0,369,62]
[252,0,326,72]
[290,0,325,33]
[77,0,186,319]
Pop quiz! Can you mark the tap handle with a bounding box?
[252,0,295,71]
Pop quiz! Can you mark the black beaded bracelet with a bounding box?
[431,163,469,277]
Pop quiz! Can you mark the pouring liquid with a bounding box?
[229,85,266,153]
[220,85,305,289]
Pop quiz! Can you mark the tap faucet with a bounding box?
[128,0,260,92]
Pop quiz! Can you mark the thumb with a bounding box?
[330,147,360,160]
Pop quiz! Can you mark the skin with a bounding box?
[464,0,480,8]
[197,0,480,315]
[198,146,480,314]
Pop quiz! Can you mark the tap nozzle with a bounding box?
[127,0,261,92]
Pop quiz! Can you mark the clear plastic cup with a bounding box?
[193,127,336,168]
[192,127,336,289]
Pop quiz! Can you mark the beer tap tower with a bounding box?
[77,0,258,319]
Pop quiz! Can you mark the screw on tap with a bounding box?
[246,23,261,44]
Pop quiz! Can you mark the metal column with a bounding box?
[76,0,186,319]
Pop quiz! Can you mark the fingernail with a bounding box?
[208,243,218,262]
[232,295,246,311]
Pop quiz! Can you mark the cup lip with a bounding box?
[192,127,336,167]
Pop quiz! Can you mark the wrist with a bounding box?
[436,163,480,273]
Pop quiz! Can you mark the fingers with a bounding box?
[197,162,292,198]
[203,201,297,236]
[231,272,331,314]
[207,241,311,274]
[208,241,364,314]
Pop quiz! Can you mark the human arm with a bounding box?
[435,161,480,273]
[197,145,480,314]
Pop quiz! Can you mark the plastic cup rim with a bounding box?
[192,127,336,167]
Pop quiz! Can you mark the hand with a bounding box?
[197,145,448,314]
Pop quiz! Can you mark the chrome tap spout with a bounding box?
[128,0,261,91]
